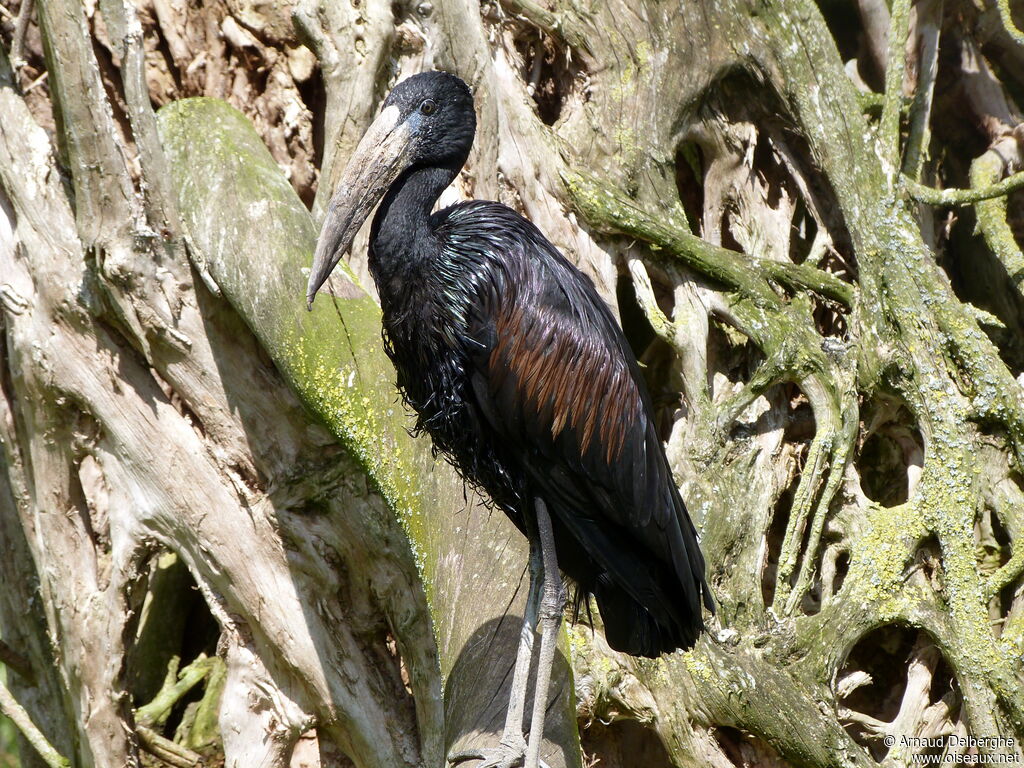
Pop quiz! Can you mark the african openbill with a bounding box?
[307,71,713,768]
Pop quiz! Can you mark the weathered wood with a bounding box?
[3,0,1024,765]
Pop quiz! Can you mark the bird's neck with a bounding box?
[370,162,460,284]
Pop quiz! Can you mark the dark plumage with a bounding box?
[309,70,712,660]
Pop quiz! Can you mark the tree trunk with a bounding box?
[1,0,1023,767]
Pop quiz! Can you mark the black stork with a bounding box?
[307,71,713,768]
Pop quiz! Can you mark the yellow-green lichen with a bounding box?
[843,501,925,616]
[284,337,426,565]
[681,648,713,683]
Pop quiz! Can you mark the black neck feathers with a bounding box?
[369,163,460,288]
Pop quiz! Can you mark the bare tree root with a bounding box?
[5,0,1024,764]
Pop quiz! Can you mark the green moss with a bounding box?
[157,96,439,605]
[563,170,853,308]
[284,337,427,575]
[184,657,225,750]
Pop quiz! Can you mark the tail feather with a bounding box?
[549,491,712,657]
[593,576,704,657]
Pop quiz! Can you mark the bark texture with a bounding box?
[1,0,1024,767]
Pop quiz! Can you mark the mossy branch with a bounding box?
[183,656,226,749]
[901,169,1024,205]
[135,654,214,728]
[759,259,853,307]
[880,0,911,175]
[626,257,673,339]
[772,387,838,614]
[969,149,1024,299]
[986,546,1024,601]
[786,394,858,613]
[713,344,794,431]
[0,677,70,768]
[563,171,854,307]
[563,171,844,403]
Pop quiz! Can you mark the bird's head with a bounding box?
[306,71,475,309]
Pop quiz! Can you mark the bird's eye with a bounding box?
[420,99,438,115]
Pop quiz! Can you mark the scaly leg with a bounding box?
[524,497,566,768]
[501,536,543,748]
[448,526,545,767]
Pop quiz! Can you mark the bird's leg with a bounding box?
[524,497,566,768]
[447,528,545,768]
[499,534,543,749]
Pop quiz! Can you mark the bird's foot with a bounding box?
[447,735,551,768]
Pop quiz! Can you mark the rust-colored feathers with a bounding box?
[377,200,714,657]
[335,71,711,660]
[489,299,638,465]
